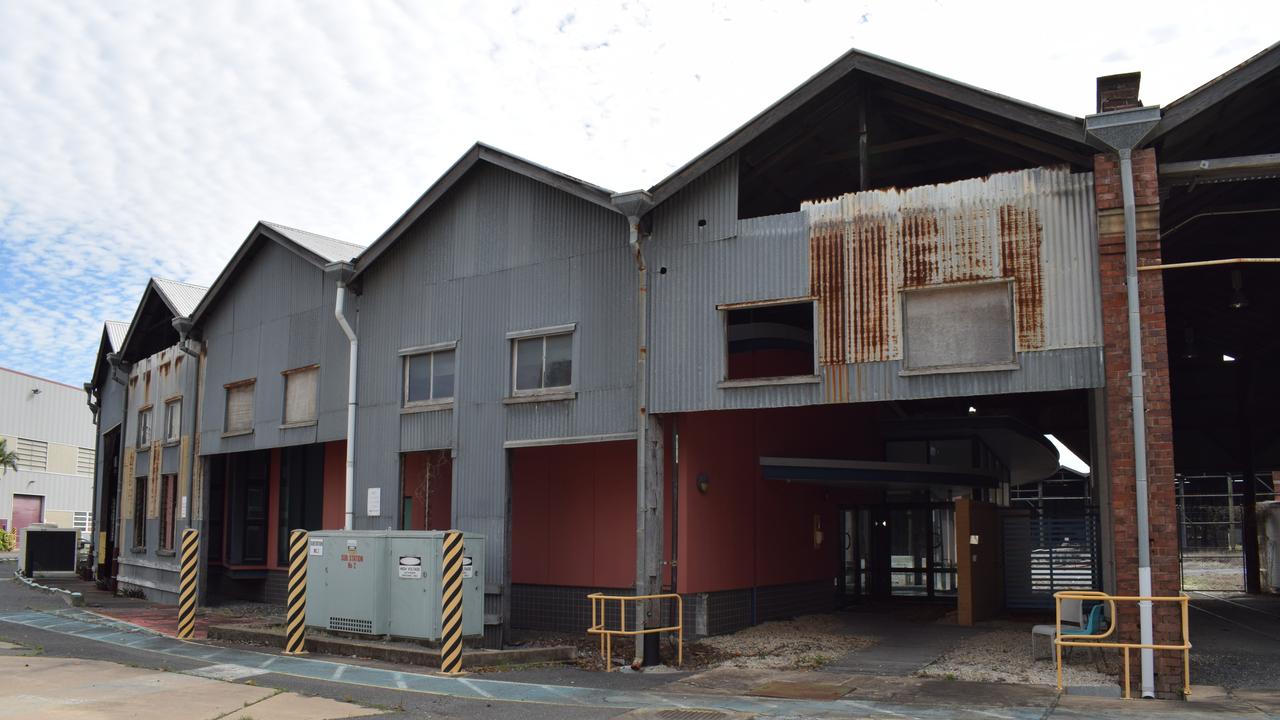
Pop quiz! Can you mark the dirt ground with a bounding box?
[514,614,873,672]
[918,621,1117,687]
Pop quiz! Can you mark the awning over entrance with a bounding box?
[760,457,1000,488]
[880,416,1062,485]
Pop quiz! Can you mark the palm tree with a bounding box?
[0,438,17,477]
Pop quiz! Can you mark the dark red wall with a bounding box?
[510,440,636,588]
[674,405,882,594]
[323,441,347,530]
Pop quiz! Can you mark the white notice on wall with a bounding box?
[461,556,474,579]
[367,487,381,516]
[180,495,188,519]
[309,538,324,556]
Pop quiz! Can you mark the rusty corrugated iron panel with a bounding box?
[804,166,1091,368]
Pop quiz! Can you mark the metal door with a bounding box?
[12,494,44,545]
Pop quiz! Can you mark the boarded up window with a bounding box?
[902,281,1016,374]
[159,473,177,551]
[225,381,255,434]
[133,475,148,548]
[283,366,318,424]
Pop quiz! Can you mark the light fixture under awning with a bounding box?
[760,457,1000,488]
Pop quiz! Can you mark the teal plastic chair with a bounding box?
[1061,603,1107,662]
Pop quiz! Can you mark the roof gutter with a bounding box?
[611,189,659,666]
[1084,104,1162,699]
[328,262,358,531]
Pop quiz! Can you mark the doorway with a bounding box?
[841,502,957,601]
[11,494,44,545]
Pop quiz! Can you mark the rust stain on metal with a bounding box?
[999,205,1045,349]
[901,210,939,288]
[809,215,847,366]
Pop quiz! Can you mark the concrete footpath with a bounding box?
[4,605,1280,719]
[0,647,380,719]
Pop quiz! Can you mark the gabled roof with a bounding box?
[191,221,364,325]
[90,320,129,389]
[647,47,1092,205]
[118,278,209,362]
[152,278,206,318]
[351,143,619,281]
[1151,41,1280,142]
[104,321,129,353]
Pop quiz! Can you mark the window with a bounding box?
[133,475,148,549]
[225,380,255,434]
[282,366,319,425]
[403,349,455,406]
[723,301,815,381]
[159,473,177,551]
[164,398,182,442]
[14,438,47,472]
[136,406,153,447]
[902,280,1016,374]
[511,332,573,394]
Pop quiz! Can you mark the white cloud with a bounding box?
[0,0,1275,384]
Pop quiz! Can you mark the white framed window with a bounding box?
[164,398,182,442]
[136,406,153,447]
[509,326,574,395]
[225,380,255,434]
[402,348,455,406]
[282,365,319,425]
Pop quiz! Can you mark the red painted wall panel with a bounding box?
[510,440,636,588]
[322,441,346,530]
[675,406,882,594]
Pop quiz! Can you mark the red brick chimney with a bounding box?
[1096,72,1142,113]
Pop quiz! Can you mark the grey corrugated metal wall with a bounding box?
[198,239,351,456]
[646,158,1104,413]
[354,162,634,611]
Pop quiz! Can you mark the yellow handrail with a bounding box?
[1053,590,1191,698]
[587,592,683,672]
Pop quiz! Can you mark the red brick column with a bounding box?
[1095,149,1183,697]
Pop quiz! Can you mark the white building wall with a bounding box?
[0,367,96,532]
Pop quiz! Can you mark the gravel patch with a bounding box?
[204,601,284,621]
[696,614,873,670]
[918,625,1116,687]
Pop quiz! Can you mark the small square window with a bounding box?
[404,349,455,406]
[225,381,255,434]
[136,407,153,447]
[724,301,815,380]
[512,332,573,394]
[164,398,182,442]
[283,366,319,424]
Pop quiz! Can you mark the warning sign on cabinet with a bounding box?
[462,556,474,579]
[398,555,422,579]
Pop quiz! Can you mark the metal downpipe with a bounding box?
[335,282,358,531]
[1085,104,1161,698]
[1119,147,1156,698]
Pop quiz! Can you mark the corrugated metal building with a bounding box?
[0,366,97,538]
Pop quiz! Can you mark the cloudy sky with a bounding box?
[1,1,1275,385]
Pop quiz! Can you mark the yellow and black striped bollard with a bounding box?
[440,531,464,675]
[177,529,199,639]
[284,529,309,655]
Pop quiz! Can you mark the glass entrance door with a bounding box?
[846,502,958,600]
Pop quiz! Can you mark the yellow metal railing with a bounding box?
[1053,590,1191,698]
[587,592,683,672]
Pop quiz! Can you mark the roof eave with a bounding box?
[648,47,1090,205]
[1147,41,1280,145]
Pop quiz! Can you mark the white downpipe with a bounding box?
[1119,148,1156,698]
[335,282,358,531]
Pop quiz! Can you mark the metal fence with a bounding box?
[1002,510,1101,609]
